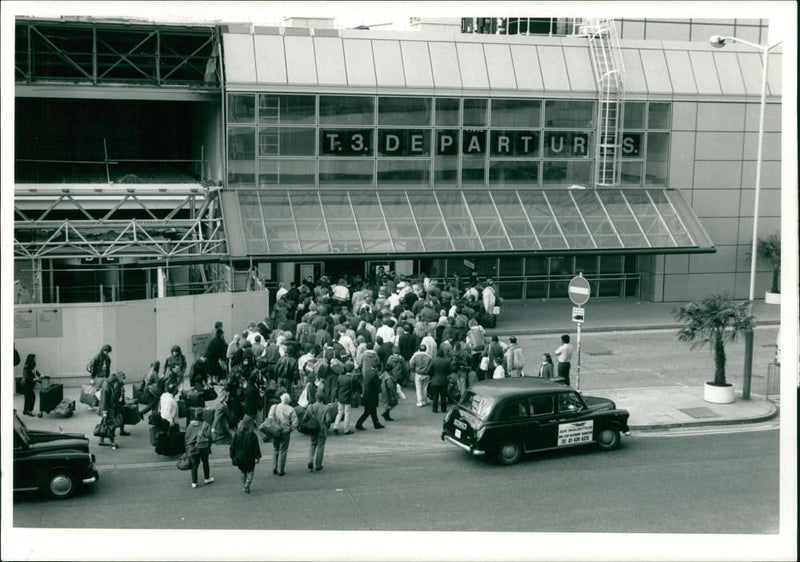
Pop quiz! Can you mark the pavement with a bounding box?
[12,297,781,470]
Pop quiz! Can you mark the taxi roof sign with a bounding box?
[568,275,591,306]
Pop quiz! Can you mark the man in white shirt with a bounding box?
[275,282,288,302]
[376,318,396,345]
[159,385,180,429]
[554,334,575,386]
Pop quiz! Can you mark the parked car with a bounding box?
[13,410,99,499]
[441,378,630,465]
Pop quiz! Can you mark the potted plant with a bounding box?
[674,294,754,404]
[756,233,781,304]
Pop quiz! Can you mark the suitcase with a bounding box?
[149,425,163,446]
[52,399,75,418]
[80,384,99,407]
[203,407,215,425]
[480,312,497,329]
[39,383,64,413]
[187,406,204,422]
[155,429,186,456]
[122,403,141,425]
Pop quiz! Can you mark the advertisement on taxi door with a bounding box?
[557,420,594,446]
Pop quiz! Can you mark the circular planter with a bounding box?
[704,382,735,404]
[765,291,781,305]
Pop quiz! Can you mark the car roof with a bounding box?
[466,378,575,400]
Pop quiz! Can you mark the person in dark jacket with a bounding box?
[189,357,209,391]
[229,416,261,494]
[332,366,356,435]
[243,374,262,421]
[355,358,385,431]
[21,354,41,416]
[305,394,330,471]
[164,345,187,388]
[538,353,555,381]
[185,415,214,489]
[204,328,228,384]
[429,349,452,414]
[89,344,112,390]
[98,372,122,449]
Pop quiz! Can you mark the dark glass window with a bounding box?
[645,133,670,186]
[379,97,432,126]
[463,99,488,126]
[491,99,541,127]
[228,94,255,123]
[530,395,554,415]
[377,130,431,156]
[542,161,592,186]
[525,256,548,276]
[624,102,645,129]
[319,96,374,125]
[435,98,460,126]
[259,128,316,156]
[490,131,539,157]
[258,94,315,124]
[461,154,486,186]
[377,160,431,187]
[319,160,374,186]
[489,161,539,185]
[544,100,594,128]
[648,103,671,129]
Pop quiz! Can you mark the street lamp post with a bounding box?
[709,35,782,400]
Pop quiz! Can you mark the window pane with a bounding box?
[434,155,458,186]
[228,127,255,186]
[463,98,488,126]
[259,127,316,156]
[648,103,671,129]
[258,159,315,186]
[435,98,459,126]
[228,94,255,122]
[461,154,486,186]
[319,96,374,125]
[575,255,597,274]
[645,133,669,186]
[377,160,431,187]
[620,161,643,186]
[498,282,522,300]
[599,279,623,297]
[499,257,523,276]
[489,161,539,186]
[599,255,623,273]
[258,94,315,124]
[525,256,548,276]
[545,100,595,128]
[621,133,643,159]
[491,99,541,127]
[379,97,432,126]
[526,281,547,299]
[541,161,592,186]
[319,129,374,156]
[624,102,645,129]
[319,159,374,186]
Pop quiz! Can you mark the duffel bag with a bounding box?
[176,453,192,471]
[80,384,99,407]
[297,409,320,435]
[257,417,282,443]
[53,399,76,418]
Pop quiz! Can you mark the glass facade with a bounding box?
[226,94,671,189]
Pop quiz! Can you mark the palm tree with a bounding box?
[757,234,781,294]
[674,294,754,387]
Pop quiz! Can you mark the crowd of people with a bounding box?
[82,268,576,493]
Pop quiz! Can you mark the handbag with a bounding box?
[202,386,218,401]
[492,306,501,315]
[176,453,192,471]
[479,356,490,371]
[297,384,310,408]
[258,417,281,442]
[93,417,114,438]
[297,409,320,435]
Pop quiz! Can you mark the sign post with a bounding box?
[568,274,591,391]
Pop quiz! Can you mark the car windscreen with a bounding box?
[459,391,494,419]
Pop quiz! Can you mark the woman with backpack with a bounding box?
[230,416,261,494]
[185,413,214,489]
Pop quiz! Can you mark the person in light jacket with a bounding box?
[230,416,261,494]
[212,390,233,444]
[504,336,525,377]
[267,392,298,476]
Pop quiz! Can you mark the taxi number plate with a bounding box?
[455,429,461,438]
[454,419,467,430]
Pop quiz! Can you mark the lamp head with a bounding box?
[709,35,728,48]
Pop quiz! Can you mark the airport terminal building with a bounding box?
[13,16,781,304]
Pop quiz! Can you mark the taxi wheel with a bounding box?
[597,428,620,451]
[45,469,76,499]
[496,441,522,465]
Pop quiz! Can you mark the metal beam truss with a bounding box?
[14,187,227,260]
[15,18,220,87]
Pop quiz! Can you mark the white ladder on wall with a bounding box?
[575,19,626,187]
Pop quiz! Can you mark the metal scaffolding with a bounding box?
[14,187,227,260]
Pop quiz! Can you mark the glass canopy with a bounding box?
[221,189,714,257]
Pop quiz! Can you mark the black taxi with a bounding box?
[441,378,630,465]
[13,410,99,499]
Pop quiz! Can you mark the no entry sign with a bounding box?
[568,275,591,306]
